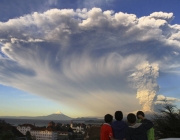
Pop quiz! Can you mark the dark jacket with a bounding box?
[137,119,155,140]
[111,120,128,140]
[125,119,153,140]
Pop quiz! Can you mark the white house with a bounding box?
[30,127,58,140]
[17,124,35,135]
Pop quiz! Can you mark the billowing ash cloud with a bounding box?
[0,8,180,116]
[129,62,159,112]
[129,61,180,113]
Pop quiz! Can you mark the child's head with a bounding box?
[104,114,113,123]
[136,111,145,119]
[115,111,123,121]
[127,113,136,124]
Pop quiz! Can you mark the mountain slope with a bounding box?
[0,111,72,120]
[35,113,72,120]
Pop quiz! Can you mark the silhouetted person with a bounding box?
[125,113,153,140]
[111,111,127,140]
[100,114,117,140]
[136,111,154,140]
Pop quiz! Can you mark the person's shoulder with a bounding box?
[102,123,113,131]
[101,123,111,131]
[142,119,152,124]
[141,119,153,129]
[122,120,128,124]
[111,121,115,124]
[101,123,107,128]
[112,120,127,123]
[111,120,117,125]
[102,123,112,127]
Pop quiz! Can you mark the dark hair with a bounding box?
[115,111,123,121]
[104,114,113,123]
[127,113,136,124]
[136,111,145,119]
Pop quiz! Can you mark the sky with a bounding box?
[0,0,180,118]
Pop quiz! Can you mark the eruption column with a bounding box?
[131,62,159,112]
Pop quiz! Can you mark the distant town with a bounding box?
[1,103,180,140]
[0,119,102,140]
[0,111,104,140]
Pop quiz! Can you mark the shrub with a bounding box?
[153,100,180,138]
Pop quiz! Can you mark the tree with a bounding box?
[26,131,32,140]
[152,100,180,138]
[0,131,16,140]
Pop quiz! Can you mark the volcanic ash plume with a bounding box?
[130,62,159,112]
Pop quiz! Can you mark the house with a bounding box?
[16,124,35,135]
[30,126,58,140]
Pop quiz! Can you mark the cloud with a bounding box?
[156,95,180,103]
[129,62,159,112]
[0,8,180,116]
[129,61,180,112]
[149,12,174,23]
[154,95,180,112]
